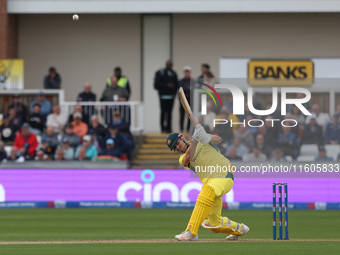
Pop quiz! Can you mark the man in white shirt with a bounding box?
[46,105,67,134]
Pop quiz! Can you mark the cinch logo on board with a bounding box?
[116,169,234,202]
[248,60,314,86]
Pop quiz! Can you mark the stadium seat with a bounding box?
[299,144,319,157]
[297,155,315,162]
[324,144,340,161]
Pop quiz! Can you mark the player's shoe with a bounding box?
[225,223,250,241]
[175,230,198,241]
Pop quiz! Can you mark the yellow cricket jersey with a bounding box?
[179,142,234,185]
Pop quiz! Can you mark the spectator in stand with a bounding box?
[213,111,233,145]
[305,103,330,132]
[197,63,211,82]
[225,137,248,159]
[100,138,122,158]
[75,135,98,160]
[0,113,17,144]
[101,76,129,102]
[202,71,216,88]
[277,126,300,159]
[77,82,97,117]
[103,124,127,154]
[8,107,22,131]
[255,133,272,158]
[54,148,66,161]
[269,148,288,162]
[287,92,312,113]
[87,129,102,154]
[77,82,97,102]
[245,115,258,136]
[89,115,106,145]
[30,92,52,117]
[35,147,49,161]
[43,67,61,89]
[234,124,254,150]
[111,110,128,130]
[59,137,74,160]
[119,124,134,160]
[154,60,178,133]
[0,141,7,162]
[243,145,267,162]
[264,115,280,149]
[41,126,59,159]
[28,103,45,135]
[105,67,131,100]
[71,112,88,139]
[227,146,242,160]
[76,146,89,161]
[289,105,306,129]
[303,114,323,145]
[315,145,333,161]
[46,105,67,134]
[325,113,340,144]
[13,123,38,160]
[61,124,81,149]
[216,106,240,134]
[5,146,25,163]
[68,104,90,125]
[179,66,195,133]
[8,94,28,123]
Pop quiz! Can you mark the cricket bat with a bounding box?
[179,87,197,127]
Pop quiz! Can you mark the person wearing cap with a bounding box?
[178,66,195,133]
[303,113,323,145]
[35,147,48,161]
[111,110,128,130]
[100,138,122,158]
[8,94,28,123]
[87,128,102,154]
[165,125,249,241]
[71,112,88,139]
[13,123,38,160]
[61,123,81,149]
[74,135,98,160]
[59,137,75,160]
[315,145,334,161]
[43,67,61,89]
[30,92,52,117]
[154,60,178,133]
[325,113,340,144]
[102,124,128,155]
[68,105,90,125]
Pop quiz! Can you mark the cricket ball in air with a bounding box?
[72,14,79,21]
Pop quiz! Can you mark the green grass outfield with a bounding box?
[0,209,339,254]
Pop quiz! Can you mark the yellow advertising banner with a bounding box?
[248,60,314,86]
[0,59,24,90]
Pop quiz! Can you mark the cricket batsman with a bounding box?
[166,124,249,241]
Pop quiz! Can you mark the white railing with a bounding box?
[60,101,144,133]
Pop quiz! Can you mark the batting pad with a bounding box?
[186,185,216,236]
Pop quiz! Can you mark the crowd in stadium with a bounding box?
[0,67,134,163]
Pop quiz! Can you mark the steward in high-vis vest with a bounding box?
[106,67,131,100]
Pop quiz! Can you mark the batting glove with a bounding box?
[192,124,211,144]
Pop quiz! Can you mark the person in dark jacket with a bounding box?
[154,60,178,133]
[43,67,61,89]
